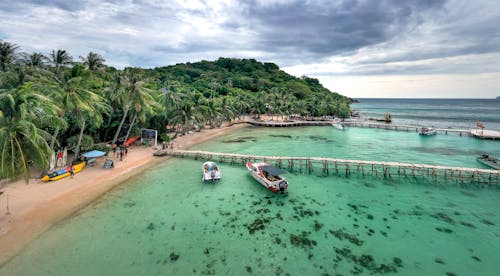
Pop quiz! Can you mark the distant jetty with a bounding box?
[245,119,500,140]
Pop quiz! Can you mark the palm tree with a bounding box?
[80,52,105,72]
[45,65,110,158]
[22,52,47,68]
[49,49,72,74]
[110,71,156,146]
[0,41,20,71]
[0,83,59,182]
[169,101,203,134]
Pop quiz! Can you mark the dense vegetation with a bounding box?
[0,41,351,182]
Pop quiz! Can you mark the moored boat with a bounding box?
[332,118,346,130]
[41,162,86,182]
[202,161,221,182]
[419,127,437,136]
[477,154,499,170]
[246,162,288,193]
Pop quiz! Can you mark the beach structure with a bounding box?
[155,150,500,185]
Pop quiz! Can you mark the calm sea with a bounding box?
[351,98,500,131]
[1,127,499,275]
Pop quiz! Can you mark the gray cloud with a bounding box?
[244,0,446,58]
[0,0,499,78]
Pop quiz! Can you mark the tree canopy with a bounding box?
[0,41,352,182]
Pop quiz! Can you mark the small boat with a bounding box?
[246,162,288,193]
[477,154,499,170]
[419,127,437,136]
[41,162,86,182]
[332,118,346,130]
[202,161,221,182]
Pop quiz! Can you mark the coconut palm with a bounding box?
[110,71,156,146]
[49,49,72,74]
[45,65,110,157]
[0,83,59,182]
[80,52,105,72]
[0,41,20,71]
[22,52,47,68]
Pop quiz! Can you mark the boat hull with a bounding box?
[419,127,437,136]
[202,161,221,182]
[332,123,345,130]
[477,156,499,170]
[246,162,288,193]
[41,162,86,182]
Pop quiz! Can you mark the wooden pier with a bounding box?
[155,150,500,184]
[247,120,500,139]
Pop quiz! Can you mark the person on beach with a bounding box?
[119,149,123,161]
[70,165,75,178]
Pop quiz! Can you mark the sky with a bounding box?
[1,0,500,98]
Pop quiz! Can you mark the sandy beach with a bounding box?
[0,123,249,266]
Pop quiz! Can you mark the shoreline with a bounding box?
[0,122,249,266]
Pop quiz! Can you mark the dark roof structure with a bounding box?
[261,165,285,176]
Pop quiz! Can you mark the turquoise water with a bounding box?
[352,98,500,131]
[1,127,499,275]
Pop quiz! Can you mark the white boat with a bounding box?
[332,118,346,130]
[202,161,221,182]
[246,162,288,193]
[477,154,499,170]
[419,127,437,136]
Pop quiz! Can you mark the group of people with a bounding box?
[112,144,128,161]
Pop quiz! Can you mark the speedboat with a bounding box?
[332,119,346,130]
[202,161,221,182]
[246,162,288,193]
[477,154,499,170]
[419,127,437,136]
[41,162,86,182]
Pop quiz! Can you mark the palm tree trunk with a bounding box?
[49,127,60,150]
[112,107,129,145]
[74,120,86,162]
[124,115,136,143]
[103,115,113,142]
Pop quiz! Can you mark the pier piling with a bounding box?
[154,150,500,184]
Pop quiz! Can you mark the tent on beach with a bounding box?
[81,150,107,158]
[81,150,107,166]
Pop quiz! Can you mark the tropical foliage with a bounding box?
[0,40,352,182]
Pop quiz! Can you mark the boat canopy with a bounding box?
[261,165,285,176]
[203,161,218,170]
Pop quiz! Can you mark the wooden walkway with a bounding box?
[247,120,500,139]
[155,150,500,184]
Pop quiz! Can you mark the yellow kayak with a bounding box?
[41,162,86,182]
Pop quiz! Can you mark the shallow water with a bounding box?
[1,127,499,276]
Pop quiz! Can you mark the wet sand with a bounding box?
[0,123,249,266]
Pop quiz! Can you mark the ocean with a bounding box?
[1,125,498,275]
[351,98,500,131]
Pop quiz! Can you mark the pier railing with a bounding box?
[155,150,500,185]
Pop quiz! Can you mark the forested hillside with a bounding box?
[0,41,350,181]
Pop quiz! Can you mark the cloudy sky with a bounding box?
[1,0,500,98]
